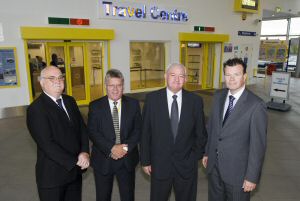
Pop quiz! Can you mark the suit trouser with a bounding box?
[94,164,135,201]
[150,166,197,201]
[38,175,82,201]
[208,163,250,201]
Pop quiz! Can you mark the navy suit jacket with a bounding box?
[27,93,89,188]
[88,95,142,174]
[140,88,207,179]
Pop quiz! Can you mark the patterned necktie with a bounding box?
[223,95,235,125]
[171,95,179,140]
[112,101,121,144]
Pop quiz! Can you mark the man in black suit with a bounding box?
[140,63,207,201]
[88,69,141,201]
[202,58,268,201]
[27,66,90,201]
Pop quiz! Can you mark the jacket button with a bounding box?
[218,138,222,141]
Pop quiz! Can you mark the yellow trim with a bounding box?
[179,33,229,43]
[234,0,260,14]
[219,43,225,88]
[0,47,20,88]
[24,41,34,102]
[84,43,91,103]
[21,27,115,40]
[202,43,208,89]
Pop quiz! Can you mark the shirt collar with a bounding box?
[228,85,245,100]
[166,88,182,99]
[43,91,62,102]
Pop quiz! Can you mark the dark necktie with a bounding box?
[171,95,179,140]
[56,98,69,119]
[112,101,121,144]
[223,95,235,125]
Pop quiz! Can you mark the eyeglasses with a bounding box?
[107,84,123,89]
[41,75,65,82]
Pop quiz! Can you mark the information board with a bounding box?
[270,72,290,100]
[0,47,19,87]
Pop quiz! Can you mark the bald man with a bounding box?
[27,66,90,201]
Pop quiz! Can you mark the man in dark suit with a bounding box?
[202,58,268,201]
[27,66,90,201]
[88,69,141,201]
[140,63,207,201]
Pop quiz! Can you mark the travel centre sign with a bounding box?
[99,1,189,23]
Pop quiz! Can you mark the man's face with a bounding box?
[165,65,186,93]
[224,64,247,94]
[106,77,123,101]
[40,67,64,98]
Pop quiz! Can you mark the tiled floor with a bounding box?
[1,76,300,201]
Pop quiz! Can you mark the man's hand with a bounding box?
[242,180,257,192]
[110,144,128,160]
[202,156,208,168]
[76,152,90,170]
[142,165,152,176]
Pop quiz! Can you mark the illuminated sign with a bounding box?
[48,17,90,25]
[241,0,258,10]
[99,1,188,23]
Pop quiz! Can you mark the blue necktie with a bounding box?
[223,95,235,125]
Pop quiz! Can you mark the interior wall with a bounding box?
[0,0,298,107]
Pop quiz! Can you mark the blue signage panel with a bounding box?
[238,31,256,36]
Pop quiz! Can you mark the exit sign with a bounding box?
[194,26,215,32]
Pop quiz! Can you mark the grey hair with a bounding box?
[166,63,187,75]
[105,69,124,85]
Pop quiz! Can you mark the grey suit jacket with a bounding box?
[206,88,267,186]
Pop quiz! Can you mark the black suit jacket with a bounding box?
[27,93,89,188]
[140,88,207,179]
[87,95,142,175]
[206,88,267,186]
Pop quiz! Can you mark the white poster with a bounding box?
[270,72,290,100]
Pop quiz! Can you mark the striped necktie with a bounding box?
[112,101,121,144]
[223,95,235,126]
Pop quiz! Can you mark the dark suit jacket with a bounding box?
[87,95,142,175]
[140,88,207,180]
[206,88,267,186]
[26,92,89,188]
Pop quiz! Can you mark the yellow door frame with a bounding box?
[21,27,114,104]
[179,32,229,89]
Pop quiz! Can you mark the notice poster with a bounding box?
[0,48,19,87]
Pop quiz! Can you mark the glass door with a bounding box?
[47,43,68,93]
[47,42,89,104]
[67,43,88,104]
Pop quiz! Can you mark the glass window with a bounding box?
[289,17,300,35]
[261,20,288,35]
[130,42,165,90]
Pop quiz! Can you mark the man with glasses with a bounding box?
[202,58,268,201]
[27,66,90,201]
[88,69,142,201]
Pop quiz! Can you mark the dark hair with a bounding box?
[105,69,124,85]
[223,58,247,74]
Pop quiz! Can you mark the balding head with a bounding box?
[39,66,64,99]
[165,63,187,93]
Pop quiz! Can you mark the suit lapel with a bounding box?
[175,89,187,142]
[218,89,228,128]
[222,89,249,129]
[160,89,173,139]
[41,93,70,122]
[120,96,128,139]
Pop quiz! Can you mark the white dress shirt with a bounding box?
[223,85,245,119]
[44,91,69,118]
[166,88,182,120]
